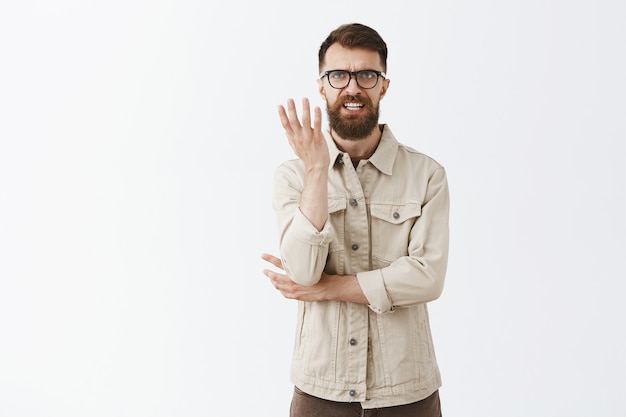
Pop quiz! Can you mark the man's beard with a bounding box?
[327,95,380,140]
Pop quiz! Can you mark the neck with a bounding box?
[331,124,383,164]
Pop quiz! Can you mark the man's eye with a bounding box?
[359,71,375,80]
[330,71,347,79]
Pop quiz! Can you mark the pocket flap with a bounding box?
[370,202,422,224]
[328,198,347,214]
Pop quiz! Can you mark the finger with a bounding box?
[301,98,311,129]
[313,105,323,133]
[263,268,281,285]
[261,253,283,269]
[286,98,301,128]
[262,269,277,282]
[278,105,292,132]
[264,270,290,293]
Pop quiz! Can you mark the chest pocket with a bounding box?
[369,201,422,264]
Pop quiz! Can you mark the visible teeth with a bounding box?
[344,103,363,109]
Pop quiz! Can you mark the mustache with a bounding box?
[340,95,366,104]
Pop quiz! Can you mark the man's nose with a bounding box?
[344,75,362,94]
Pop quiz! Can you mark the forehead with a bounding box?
[322,43,383,71]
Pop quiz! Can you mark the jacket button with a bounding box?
[392,211,400,219]
[349,389,356,397]
[349,198,358,206]
[351,244,359,251]
[349,338,357,346]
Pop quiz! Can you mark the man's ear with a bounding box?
[379,78,390,100]
[317,79,326,100]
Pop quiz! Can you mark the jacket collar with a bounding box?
[325,124,398,175]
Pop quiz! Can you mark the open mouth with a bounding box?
[343,102,364,111]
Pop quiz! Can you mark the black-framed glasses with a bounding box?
[319,70,386,89]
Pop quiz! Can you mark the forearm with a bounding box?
[322,274,369,304]
[261,256,370,303]
[299,166,328,231]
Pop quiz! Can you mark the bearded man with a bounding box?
[262,23,450,417]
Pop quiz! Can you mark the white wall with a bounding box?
[1,1,624,416]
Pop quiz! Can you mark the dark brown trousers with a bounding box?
[289,386,442,417]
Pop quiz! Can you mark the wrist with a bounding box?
[305,165,328,176]
[322,274,365,304]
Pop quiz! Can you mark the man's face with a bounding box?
[318,43,390,140]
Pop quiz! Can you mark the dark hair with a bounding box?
[318,23,388,72]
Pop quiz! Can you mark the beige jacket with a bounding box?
[272,125,450,409]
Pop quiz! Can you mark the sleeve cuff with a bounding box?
[356,269,394,314]
[290,208,333,245]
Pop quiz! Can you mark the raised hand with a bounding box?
[278,98,329,170]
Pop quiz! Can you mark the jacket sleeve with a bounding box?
[356,166,450,314]
[272,162,333,286]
